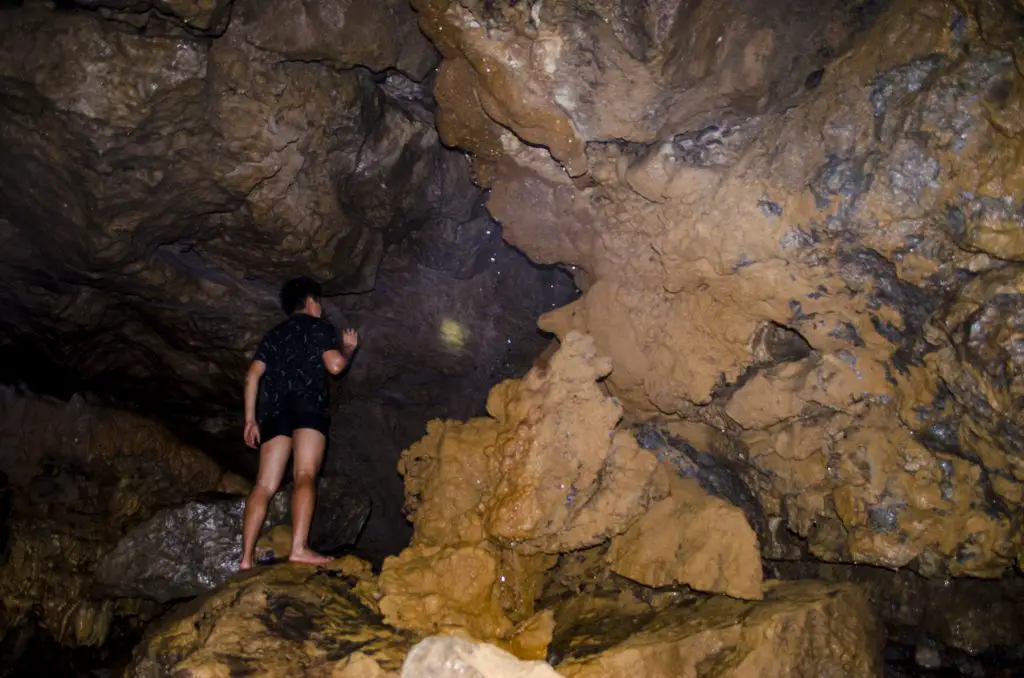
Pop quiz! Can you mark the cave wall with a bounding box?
[409,0,1024,577]
[0,0,579,559]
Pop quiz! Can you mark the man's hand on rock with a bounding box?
[341,329,359,351]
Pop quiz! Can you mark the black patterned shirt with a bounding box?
[253,314,340,421]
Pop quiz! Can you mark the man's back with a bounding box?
[255,314,339,418]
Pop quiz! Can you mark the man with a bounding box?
[239,276,358,570]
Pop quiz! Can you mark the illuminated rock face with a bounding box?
[376,332,769,661]
[409,0,1024,578]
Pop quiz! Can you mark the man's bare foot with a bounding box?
[239,559,253,571]
[289,548,332,567]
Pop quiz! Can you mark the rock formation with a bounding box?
[0,388,241,653]
[409,0,1024,579]
[606,475,763,600]
[95,476,370,603]
[559,581,883,677]
[377,332,678,652]
[127,564,417,678]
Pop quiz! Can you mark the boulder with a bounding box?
[96,477,369,602]
[127,564,414,678]
[400,636,561,678]
[554,581,884,678]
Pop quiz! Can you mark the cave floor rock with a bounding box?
[129,564,884,678]
[550,580,883,678]
[95,476,370,603]
[128,563,417,678]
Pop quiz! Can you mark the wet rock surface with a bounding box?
[95,476,370,603]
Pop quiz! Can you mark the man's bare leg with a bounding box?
[240,435,292,571]
[289,428,331,566]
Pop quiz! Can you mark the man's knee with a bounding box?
[293,471,317,490]
[250,480,278,501]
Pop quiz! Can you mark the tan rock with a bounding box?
[399,332,668,556]
[419,0,1024,577]
[379,543,514,641]
[607,475,763,600]
[478,331,668,553]
[743,405,1016,576]
[556,581,883,678]
[382,333,667,653]
[128,565,413,678]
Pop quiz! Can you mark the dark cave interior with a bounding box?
[1,0,1023,676]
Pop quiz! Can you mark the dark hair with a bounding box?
[280,277,322,314]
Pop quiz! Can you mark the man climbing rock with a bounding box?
[239,277,359,570]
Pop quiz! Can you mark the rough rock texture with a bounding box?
[0,389,238,649]
[767,561,1024,657]
[0,0,577,560]
[377,332,668,652]
[553,580,883,678]
[95,477,370,602]
[607,475,763,600]
[128,564,416,678]
[400,636,561,678]
[414,0,1024,578]
[400,331,667,554]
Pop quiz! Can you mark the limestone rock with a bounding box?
[95,477,370,602]
[423,0,1024,577]
[767,561,1024,657]
[554,581,884,678]
[233,0,438,79]
[127,565,415,677]
[379,333,666,650]
[410,0,867,176]
[607,476,764,600]
[400,636,561,678]
[400,331,668,555]
[379,543,514,641]
[742,404,1016,577]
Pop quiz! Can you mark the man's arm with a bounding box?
[243,360,266,448]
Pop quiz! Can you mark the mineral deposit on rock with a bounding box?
[412,0,1024,578]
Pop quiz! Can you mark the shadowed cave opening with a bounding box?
[2,0,1024,677]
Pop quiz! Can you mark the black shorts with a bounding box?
[259,410,330,442]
